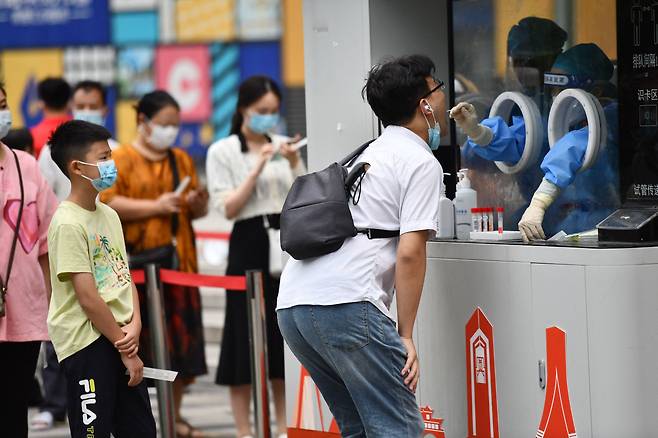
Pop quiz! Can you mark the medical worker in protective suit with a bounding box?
[519,44,619,241]
[455,17,568,164]
[453,17,568,234]
[452,43,620,241]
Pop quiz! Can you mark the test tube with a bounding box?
[487,208,494,231]
[497,207,505,234]
[481,208,489,232]
[471,208,480,232]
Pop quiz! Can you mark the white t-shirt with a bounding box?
[276,125,442,319]
[39,139,119,201]
[206,134,306,221]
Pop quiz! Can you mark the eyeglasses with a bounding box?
[421,79,446,99]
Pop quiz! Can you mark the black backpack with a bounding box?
[280,140,399,260]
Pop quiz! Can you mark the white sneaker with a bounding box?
[29,411,54,431]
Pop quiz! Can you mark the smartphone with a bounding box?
[174,176,191,195]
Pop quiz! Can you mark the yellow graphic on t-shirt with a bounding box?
[90,234,131,291]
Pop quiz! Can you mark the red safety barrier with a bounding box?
[130,268,246,291]
[195,231,231,240]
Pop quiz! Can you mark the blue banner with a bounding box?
[0,0,110,48]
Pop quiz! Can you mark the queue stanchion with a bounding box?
[246,270,272,438]
[133,263,258,437]
[145,263,176,438]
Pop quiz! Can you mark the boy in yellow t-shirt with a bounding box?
[47,120,156,438]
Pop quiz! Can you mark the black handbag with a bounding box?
[1,148,25,318]
[280,140,399,260]
[128,150,180,270]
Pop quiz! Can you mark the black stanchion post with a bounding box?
[246,270,272,438]
[145,263,176,438]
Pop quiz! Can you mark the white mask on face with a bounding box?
[145,123,179,150]
[0,110,12,140]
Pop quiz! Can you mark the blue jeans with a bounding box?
[277,302,424,438]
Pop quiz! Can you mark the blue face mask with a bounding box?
[78,159,118,192]
[73,110,105,127]
[421,99,441,150]
[248,112,280,134]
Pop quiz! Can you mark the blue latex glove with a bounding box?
[466,116,526,163]
[541,127,589,189]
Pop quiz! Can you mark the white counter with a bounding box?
[417,240,658,438]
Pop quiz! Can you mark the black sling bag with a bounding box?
[280,140,399,260]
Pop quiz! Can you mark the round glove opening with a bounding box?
[489,91,544,174]
[547,88,606,173]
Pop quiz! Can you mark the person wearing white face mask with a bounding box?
[100,90,209,438]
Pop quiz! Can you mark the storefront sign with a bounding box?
[155,45,211,122]
[0,0,110,48]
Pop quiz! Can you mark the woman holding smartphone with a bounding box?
[207,76,304,438]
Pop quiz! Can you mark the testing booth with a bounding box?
[284,1,658,437]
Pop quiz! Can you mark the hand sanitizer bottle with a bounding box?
[453,169,478,240]
[438,173,455,239]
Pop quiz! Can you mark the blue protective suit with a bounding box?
[463,115,526,163]
[544,102,620,234]
[541,128,590,189]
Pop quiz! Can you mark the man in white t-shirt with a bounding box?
[277,55,446,437]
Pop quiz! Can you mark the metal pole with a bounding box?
[145,263,176,438]
[246,270,272,438]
